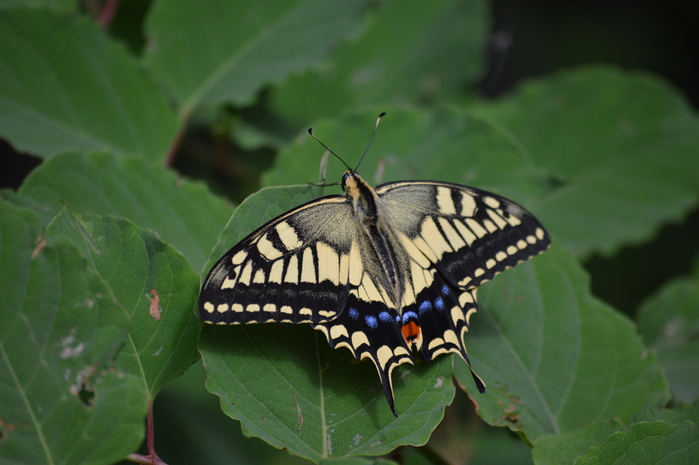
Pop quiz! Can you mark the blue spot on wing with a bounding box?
[435,297,445,310]
[442,285,450,295]
[348,308,359,320]
[379,311,393,323]
[419,300,432,314]
[402,311,418,324]
[365,315,378,329]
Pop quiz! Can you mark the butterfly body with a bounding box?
[200,166,550,415]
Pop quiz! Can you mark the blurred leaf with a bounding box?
[17,151,232,272]
[453,245,669,441]
[532,419,625,465]
[0,10,177,160]
[425,395,534,465]
[46,209,201,397]
[533,401,699,464]
[0,200,147,464]
[638,273,699,403]
[199,186,456,462]
[264,108,548,207]
[633,401,699,424]
[144,0,368,116]
[0,0,75,10]
[269,0,489,126]
[574,421,699,465]
[147,362,311,465]
[475,66,699,258]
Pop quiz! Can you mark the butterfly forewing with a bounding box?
[376,181,550,290]
[200,195,359,325]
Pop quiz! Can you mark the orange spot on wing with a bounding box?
[401,321,421,343]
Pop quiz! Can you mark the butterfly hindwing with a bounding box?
[314,289,413,415]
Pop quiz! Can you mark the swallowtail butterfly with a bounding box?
[199,114,550,415]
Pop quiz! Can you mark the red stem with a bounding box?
[96,0,121,28]
[125,400,168,465]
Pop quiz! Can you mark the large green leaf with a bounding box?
[532,402,699,465]
[532,420,626,465]
[46,209,201,397]
[269,0,489,126]
[199,186,456,462]
[16,151,232,272]
[637,271,699,403]
[144,0,367,117]
[475,66,699,258]
[258,107,670,449]
[574,421,699,465]
[453,245,669,441]
[0,200,147,465]
[0,11,177,160]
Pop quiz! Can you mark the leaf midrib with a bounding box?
[0,341,55,465]
[179,1,309,116]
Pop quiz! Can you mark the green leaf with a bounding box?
[17,151,232,272]
[0,0,75,11]
[0,11,177,160]
[475,65,699,258]
[533,402,699,464]
[268,0,489,125]
[453,245,669,442]
[532,420,626,465]
[633,401,699,424]
[0,200,147,465]
[144,0,367,116]
[46,208,201,397]
[201,325,454,462]
[199,186,455,462]
[259,107,670,445]
[319,458,397,465]
[574,421,699,465]
[637,272,699,403]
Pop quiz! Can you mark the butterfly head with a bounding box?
[341,169,376,203]
[341,170,359,192]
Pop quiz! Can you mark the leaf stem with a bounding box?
[125,400,168,465]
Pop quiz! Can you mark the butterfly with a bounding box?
[199,113,550,415]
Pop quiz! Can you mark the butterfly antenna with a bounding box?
[354,112,386,171]
[308,128,352,171]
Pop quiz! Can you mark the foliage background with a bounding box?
[1,1,698,464]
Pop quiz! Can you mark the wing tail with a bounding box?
[314,290,414,416]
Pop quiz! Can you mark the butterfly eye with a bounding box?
[341,172,350,189]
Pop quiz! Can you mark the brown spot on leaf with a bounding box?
[31,236,47,259]
[295,398,303,433]
[148,289,162,320]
